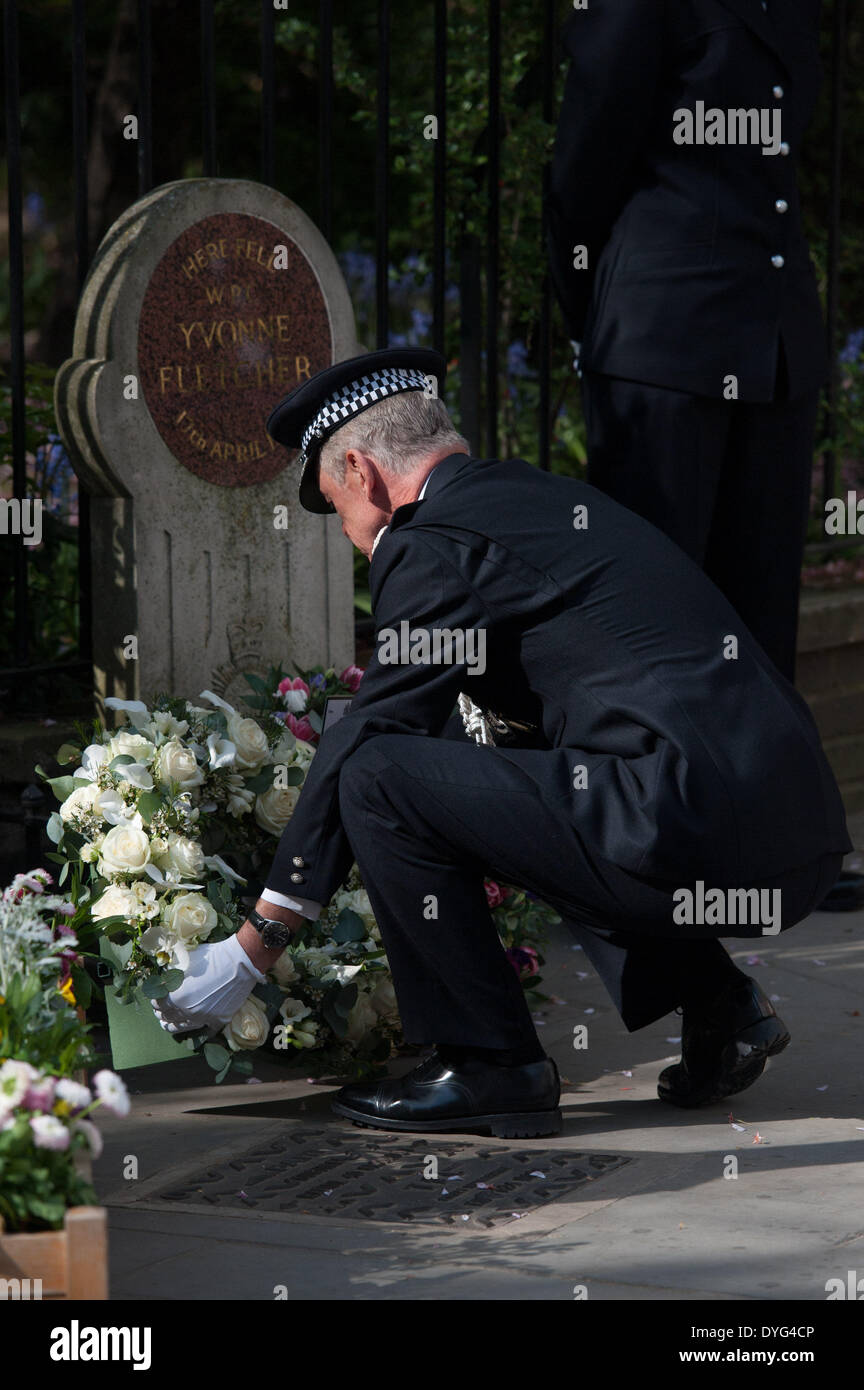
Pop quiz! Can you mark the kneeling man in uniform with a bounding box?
[153,348,850,1139]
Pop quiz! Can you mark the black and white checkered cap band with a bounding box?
[300,366,431,457]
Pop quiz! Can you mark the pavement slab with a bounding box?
[91,824,864,1302]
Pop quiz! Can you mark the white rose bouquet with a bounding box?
[41,676,556,1085]
[39,690,401,1082]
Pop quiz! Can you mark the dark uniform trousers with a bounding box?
[583,347,819,683]
[338,732,841,1048]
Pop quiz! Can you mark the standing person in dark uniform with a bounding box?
[151,349,851,1135]
[546,0,824,686]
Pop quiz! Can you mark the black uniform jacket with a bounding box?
[546,0,827,401]
[266,453,850,901]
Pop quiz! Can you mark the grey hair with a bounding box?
[318,390,470,484]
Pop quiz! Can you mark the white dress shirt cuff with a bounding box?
[260,887,322,920]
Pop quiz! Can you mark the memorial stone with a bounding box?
[55,178,358,715]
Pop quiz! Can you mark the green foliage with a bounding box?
[0,1116,96,1234]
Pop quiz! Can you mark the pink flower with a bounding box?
[484,880,507,910]
[339,665,365,693]
[277,676,310,714]
[30,1115,70,1151]
[23,1075,56,1114]
[506,946,540,980]
[284,712,316,743]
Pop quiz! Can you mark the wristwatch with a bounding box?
[246,906,294,949]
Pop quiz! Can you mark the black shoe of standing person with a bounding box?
[816,869,864,913]
[657,978,790,1109]
[331,1047,562,1137]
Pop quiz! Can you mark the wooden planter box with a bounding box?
[0,1206,107,1300]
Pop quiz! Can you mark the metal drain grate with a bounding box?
[150,1127,632,1226]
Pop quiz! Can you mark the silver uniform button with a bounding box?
[290,872,304,883]
[771,254,785,268]
[779,141,790,156]
[292,856,305,867]
[773,85,784,99]
[775,199,788,214]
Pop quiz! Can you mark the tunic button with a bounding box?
[292,856,305,867]
[771,254,785,269]
[779,141,790,156]
[775,199,788,214]
[290,872,304,883]
[773,85,784,99]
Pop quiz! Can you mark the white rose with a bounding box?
[107,731,156,765]
[226,713,269,772]
[162,891,217,943]
[97,823,152,878]
[155,833,205,881]
[223,995,269,1051]
[271,950,299,987]
[59,782,100,823]
[157,739,204,791]
[345,991,379,1043]
[90,884,140,923]
[369,977,400,1021]
[254,783,300,836]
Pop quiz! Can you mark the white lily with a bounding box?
[95,790,142,827]
[206,732,237,769]
[78,743,109,781]
[138,926,190,972]
[104,698,151,721]
[204,853,247,885]
[199,689,237,717]
[123,763,154,790]
[332,962,365,985]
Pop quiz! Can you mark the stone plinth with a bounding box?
[55,179,358,716]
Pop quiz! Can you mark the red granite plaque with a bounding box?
[137,212,333,486]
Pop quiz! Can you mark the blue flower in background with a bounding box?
[506,339,535,380]
[840,328,864,364]
[24,191,46,228]
[310,672,327,690]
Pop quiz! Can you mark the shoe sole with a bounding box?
[658,1019,791,1109]
[330,1101,563,1138]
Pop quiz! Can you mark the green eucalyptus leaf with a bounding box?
[141,976,169,999]
[204,1043,231,1070]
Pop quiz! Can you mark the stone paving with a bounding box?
[91,820,864,1301]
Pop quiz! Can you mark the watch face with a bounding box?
[261,920,293,949]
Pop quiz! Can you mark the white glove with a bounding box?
[150,934,268,1035]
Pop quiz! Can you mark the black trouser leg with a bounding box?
[336,733,787,1042]
[582,370,819,682]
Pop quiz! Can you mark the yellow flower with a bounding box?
[53,1099,71,1117]
[57,978,76,1005]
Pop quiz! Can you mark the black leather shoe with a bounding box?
[817,869,864,913]
[331,1048,562,1137]
[657,978,790,1109]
